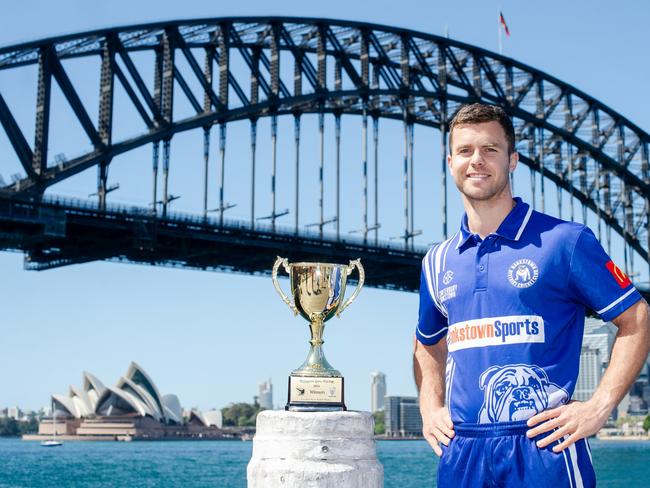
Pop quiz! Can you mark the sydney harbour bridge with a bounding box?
[0,17,649,294]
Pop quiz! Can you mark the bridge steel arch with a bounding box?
[0,17,648,282]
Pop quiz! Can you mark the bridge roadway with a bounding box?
[0,194,423,290]
[2,194,648,306]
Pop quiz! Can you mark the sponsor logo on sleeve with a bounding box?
[605,260,631,289]
[446,315,544,352]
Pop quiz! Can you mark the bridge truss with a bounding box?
[0,17,648,289]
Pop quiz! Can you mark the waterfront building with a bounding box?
[385,396,421,437]
[31,361,224,441]
[188,408,223,428]
[370,372,386,413]
[258,379,273,410]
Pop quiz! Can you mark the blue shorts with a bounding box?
[437,421,596,488]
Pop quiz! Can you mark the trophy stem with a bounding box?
[309,317,325,346]
[291,317,341,377]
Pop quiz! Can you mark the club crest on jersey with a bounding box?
[443,270,454,285]
[507,259,539,288]
[478,363,569,423]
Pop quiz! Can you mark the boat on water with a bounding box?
[41,439,63,447]
[41,401,63,447]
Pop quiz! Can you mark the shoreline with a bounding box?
[597,435,649,442]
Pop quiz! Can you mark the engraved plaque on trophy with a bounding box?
[272,257,364,412]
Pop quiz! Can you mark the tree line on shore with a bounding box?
[0,417,39,436]
[4,405,645,436]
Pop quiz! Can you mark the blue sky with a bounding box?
[1,0,649,412]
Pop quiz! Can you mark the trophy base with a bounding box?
[285,375,346,412]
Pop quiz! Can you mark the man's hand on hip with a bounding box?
[421,405,455,456]
[525,400,609,452]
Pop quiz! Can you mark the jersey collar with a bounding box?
[456,197,533,250]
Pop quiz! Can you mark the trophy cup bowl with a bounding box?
[272,257,365,411]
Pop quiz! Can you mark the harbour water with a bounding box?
[0,438,648,487]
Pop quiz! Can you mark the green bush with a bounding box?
[0,418,19,436]
[221,402,262,427]
[372,411,385,435]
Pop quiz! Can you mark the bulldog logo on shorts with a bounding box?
[477,363,568,423]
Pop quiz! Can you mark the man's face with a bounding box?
[447,121,518,203]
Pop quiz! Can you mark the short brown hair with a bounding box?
[449,103,515,154]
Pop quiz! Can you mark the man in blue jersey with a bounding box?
[414,103,650,487]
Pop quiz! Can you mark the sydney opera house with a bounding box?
[32,362,225,441]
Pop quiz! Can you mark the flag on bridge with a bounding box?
[499,11,511,37]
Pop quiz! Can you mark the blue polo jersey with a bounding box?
[416,197,642,424]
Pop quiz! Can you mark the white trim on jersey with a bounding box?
[416,325,449,339]
[514,205,533,241]
[423,246,437,299]
[445,357,456,407]
[424,246,445,317]
[596,287,637,316]
[568,442,584,488]
[443,231,459,271]
[560,441,575,488]
[454,231,463,249]
[424,233,460,320]
[584,438,593,464]
[434,235,457,317]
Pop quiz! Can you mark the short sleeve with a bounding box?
[567,226,642,321]
[416,257,448,345]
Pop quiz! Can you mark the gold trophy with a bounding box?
[272,257,365,411]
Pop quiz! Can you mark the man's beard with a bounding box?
[455,175,510,202]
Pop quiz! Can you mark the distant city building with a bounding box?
[370,372,386,413]
[628,395,648,416]
[7,406,21,420]
[618,393,630,419]
[643,385,650,406]
[385,396,421,437]
[580,318,632,418]
[584,317,607,335]
[575,346,602,402]
[258,379,273,410]
[583,318,615,364]
[582,318,650,419]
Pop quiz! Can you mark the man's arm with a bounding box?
[414,335,455,456]
[527,299,650,452]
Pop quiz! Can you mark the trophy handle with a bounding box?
[337,259,365,317]
[272,256,299,316]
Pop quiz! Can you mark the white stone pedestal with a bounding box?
[247,410,383,488]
